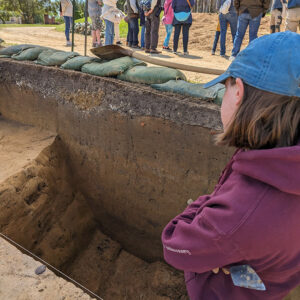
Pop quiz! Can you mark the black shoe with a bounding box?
[145,48,150,53]
[116,41,122,45]
[150,49,161,54]
[131,45,141,49]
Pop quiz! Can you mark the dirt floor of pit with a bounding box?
[0,117,187,300]
[1,13,294,83]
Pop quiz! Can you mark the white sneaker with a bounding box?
[66,41,72,47]
[229,55,235,61]
[183,51,189,56]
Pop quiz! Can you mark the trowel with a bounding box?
[230,265,266,291]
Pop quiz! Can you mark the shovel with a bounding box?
[90,45,226,75]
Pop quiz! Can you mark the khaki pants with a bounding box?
[270,9,282,26]
[285,7,300,32]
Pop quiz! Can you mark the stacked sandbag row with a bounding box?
[0,44,224,104]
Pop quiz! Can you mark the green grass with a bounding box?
[0,24,59,28]
[0,16,152,39]
[55,17,129,38]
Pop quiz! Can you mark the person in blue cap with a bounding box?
[162,32,300,300]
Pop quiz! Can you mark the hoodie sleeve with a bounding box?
[162,195,242,273]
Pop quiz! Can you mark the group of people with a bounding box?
[125,0,194,54]
[60,0,123,47]
[60,0,299,57]
[59,0,196,54]
[212,0,300,60]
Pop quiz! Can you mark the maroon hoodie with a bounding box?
[162,144,300,299]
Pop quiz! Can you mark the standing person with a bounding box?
[229,0,270,60]
[270,0,286,33]
[144,0,162,54]
[139,7,146,49]
[88,0,103,47]
[162,31,300,300]
[162,0,174,51]
[126,0,140,47]
[102,0,117,45]
[172,0,195,55]
[218,0,238,57]
[285,0,300,32]
[60,0,73,47]
[211,18,221,55]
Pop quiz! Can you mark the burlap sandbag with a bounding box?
[117,66,187,84]
[151,80,225,105]
[81,56,146,77]
[36,50,79,66]
[12,47,48,61]
[60,56,102,71]
[0,44,38,57]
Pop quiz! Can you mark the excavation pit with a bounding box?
[0,59,299,299]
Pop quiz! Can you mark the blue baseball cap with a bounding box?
[204,32,300,97]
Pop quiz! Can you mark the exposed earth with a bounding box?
[0,13,277,83]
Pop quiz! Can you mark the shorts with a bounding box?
[270,9,282,26]
[90,15,103,31]
[285,7,300,32]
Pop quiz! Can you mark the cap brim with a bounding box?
[203,72,230,89]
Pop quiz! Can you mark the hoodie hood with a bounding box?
[233,143,300,196]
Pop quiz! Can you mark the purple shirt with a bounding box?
[162,144,300,299]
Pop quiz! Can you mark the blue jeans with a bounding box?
[163,24,173,47]
[219,12,237,55]
[64,16,72,41]
[128,17,139,46]
[105,19,114,45]
[231,12,262,57]
[141,25,145,48]
[173,23,191,52]
[212,30,220,53]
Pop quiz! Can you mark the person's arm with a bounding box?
[189,0,195,7]
[172,0,176,10]
[162,195,243,273]
[129,0,139,13]
[151,0,158,10]
[234,0,240,10]
[261,0,271,14]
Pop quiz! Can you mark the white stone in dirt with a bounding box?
[0,237,95,300]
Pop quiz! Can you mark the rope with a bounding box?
[0,232,104,300]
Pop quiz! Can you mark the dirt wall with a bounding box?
[0,59,234,261]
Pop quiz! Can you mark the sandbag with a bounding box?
[36,50,79,66]
[81,56,146,77]
[117,66,187,84]
[0,44,38,57]
[12,46,48,61]
[151,80,225,105]
[60,56,102,71]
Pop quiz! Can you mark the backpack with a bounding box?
[139,0,152,11]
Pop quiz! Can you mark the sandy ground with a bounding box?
[0,13,277,83]
[0,117,55,183]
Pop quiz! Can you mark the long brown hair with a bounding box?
[217,79,300,149]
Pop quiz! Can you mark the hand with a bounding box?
[145,9,153,17]
[212,268,230,275]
